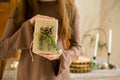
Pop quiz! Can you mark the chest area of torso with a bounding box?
[38,2,59,19]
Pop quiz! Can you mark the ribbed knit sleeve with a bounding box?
[0,6,33,59]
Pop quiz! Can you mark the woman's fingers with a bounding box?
[30,14,54,25]
[30,14,55,24]
[35,14,55,20]
[38,53,61,60]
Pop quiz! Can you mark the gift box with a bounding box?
[32,18,60,54]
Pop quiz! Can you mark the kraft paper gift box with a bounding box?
[32,18,60,54]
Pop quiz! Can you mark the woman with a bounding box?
[0,0,81,80]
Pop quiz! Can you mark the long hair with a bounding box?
[14,0,75,39]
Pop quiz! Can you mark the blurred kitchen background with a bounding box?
[0,0,120,80]
[75,0,120,67]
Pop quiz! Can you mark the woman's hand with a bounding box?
[38,53,61,60]
[30,14,55,25]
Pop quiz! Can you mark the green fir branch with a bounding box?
[39,26,60,54]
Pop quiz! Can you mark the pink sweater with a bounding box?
[0,1,81,80]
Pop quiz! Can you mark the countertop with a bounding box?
[2,58,120,80]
